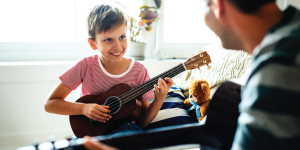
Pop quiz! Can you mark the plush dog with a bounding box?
[183,79,211,121]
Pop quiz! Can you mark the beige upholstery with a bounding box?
[173,43,253,97]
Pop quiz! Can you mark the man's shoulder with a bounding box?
[257,6,300,58]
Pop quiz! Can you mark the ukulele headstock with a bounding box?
[183,50,212,71]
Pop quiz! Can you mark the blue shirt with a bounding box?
[232,6,300,150]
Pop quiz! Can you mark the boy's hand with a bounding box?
[82,104,111,123]
[154,78,173,103]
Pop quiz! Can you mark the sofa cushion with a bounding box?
[173,43,252,97]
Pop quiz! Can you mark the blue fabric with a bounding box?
[189,101,201,119]
[144,86,195,130]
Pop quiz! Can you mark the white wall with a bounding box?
[0,62,76,149]
[287,0,300,8]
[0,59,184,149]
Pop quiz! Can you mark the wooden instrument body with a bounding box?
[69,83,142,138]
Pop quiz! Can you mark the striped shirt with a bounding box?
[232,6,300,150]
[59,54,154,101]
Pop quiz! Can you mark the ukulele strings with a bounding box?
[119,54,207,104]
[120,65,185,104]
[104,64,184,109]
[106,59,200,110]
[105,56,203,110]
[106,66,184,110]
[106,55,205,110]
[105,64,185,110]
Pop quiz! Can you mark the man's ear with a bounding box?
[212,0,225,21]
[88,38,97,50]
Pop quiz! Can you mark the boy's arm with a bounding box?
[135,78,173,128]
[44,82,111,123]
[44,82,82,115]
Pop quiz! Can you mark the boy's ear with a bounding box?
[88,38,97,50]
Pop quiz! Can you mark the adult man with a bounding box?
[83,0,300,149]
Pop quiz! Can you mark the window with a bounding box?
[0,0,142,61]
[158,0,287,59]
[157,0,217,59]
[0,0,287,61]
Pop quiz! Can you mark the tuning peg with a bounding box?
[207,64,212,70]
[198,67,202,74]
[198,50,203,54]
[32,138,40,150]
[190,53,195,57]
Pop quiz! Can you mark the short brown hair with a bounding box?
[87,4,127,41]
[226,0,276,13]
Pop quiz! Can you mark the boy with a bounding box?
[44,3,173,138]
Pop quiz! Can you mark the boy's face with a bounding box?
[93,24,128,63]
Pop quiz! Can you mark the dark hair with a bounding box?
[226,0,276,13]
[87,4,127,41]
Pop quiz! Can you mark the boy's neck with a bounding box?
[100,56,132,75]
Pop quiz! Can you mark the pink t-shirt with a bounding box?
[59,55,154,101]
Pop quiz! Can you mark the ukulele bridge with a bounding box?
[104,96,122,114]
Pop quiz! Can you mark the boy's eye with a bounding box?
[105,38,112,42]
[120,35,125,39]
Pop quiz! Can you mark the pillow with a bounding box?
[173,43,253,97]
[145,87,196,130]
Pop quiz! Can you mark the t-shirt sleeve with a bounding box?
[137,66,155,101]
[59,58,87,90]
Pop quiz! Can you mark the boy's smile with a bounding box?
[111,52,122,56]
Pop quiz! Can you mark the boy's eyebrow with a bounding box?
[101,32,127,38]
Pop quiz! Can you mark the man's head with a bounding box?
[224,0,276,14]
[202,0,278,52]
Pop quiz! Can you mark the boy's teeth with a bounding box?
[112,52,121,55]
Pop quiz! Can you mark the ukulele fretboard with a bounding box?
[118,63,186,104]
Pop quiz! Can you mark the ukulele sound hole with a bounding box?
[104,96,121,114]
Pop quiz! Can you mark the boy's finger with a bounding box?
[93,112,110,119]
[158,78,165,84]
[158,82,165,92]
[98,105,111,113]
[91,115,106,123]
[165,78,174,85]
[98,111,111,118]
[160,78,167,87]
[154,84,159,92]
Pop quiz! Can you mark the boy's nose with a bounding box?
[114,41,122,50]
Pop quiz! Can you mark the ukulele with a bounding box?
[69,51,212,138]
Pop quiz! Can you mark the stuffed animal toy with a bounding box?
[183,79,211,121]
